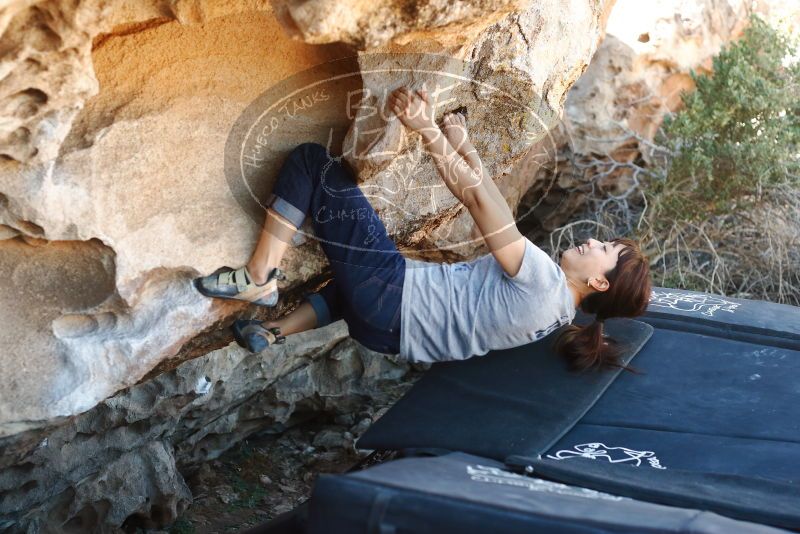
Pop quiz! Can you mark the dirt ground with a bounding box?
[145,415,369,534]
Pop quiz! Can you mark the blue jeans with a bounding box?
[266,142,404,354]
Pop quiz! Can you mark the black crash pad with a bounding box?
[357,318,653,459]
[307,451,785,534]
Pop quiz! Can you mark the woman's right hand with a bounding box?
[442,111,472,152]
[389,85,438,135]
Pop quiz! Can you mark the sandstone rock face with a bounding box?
[0,237,116,436]
[0,0,615,529]
[271,0,529,49]
[0,2,356,438]
[0,0,281,165]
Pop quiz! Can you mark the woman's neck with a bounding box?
[566,277,586,308]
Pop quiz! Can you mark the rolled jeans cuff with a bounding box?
[306,292,332,328]
[266,193,306,229]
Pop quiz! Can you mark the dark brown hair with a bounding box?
[554,237,651,372]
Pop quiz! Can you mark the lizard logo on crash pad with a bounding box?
[546,442,666,469]
[648,290,740,317]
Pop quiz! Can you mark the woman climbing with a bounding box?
[194,85,652,371]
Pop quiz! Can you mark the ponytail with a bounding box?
[553,319,629,372]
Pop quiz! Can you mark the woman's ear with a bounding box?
[589,277,610,292]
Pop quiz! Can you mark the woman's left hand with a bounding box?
[389,85,437,135]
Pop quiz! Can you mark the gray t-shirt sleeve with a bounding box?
[500,237,562,292]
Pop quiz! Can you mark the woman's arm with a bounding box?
[460,169,526,279]
[419,127,485,206]
[431,116,525,274]
[389,87,482,207]
[389,87,526,278]
[441,112,514,216]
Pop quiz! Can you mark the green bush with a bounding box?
[650,15,799,223]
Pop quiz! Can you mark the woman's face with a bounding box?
[560,238,625,286]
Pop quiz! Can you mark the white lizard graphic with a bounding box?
[648,290,739,317]
[546,442,666,469]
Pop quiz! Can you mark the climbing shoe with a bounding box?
[232,319,286,352]
[193,265,286,306]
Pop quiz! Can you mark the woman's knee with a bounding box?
[287,142,335,191]
[291,142,328,164]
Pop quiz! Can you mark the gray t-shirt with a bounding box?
[399,237,576,363]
